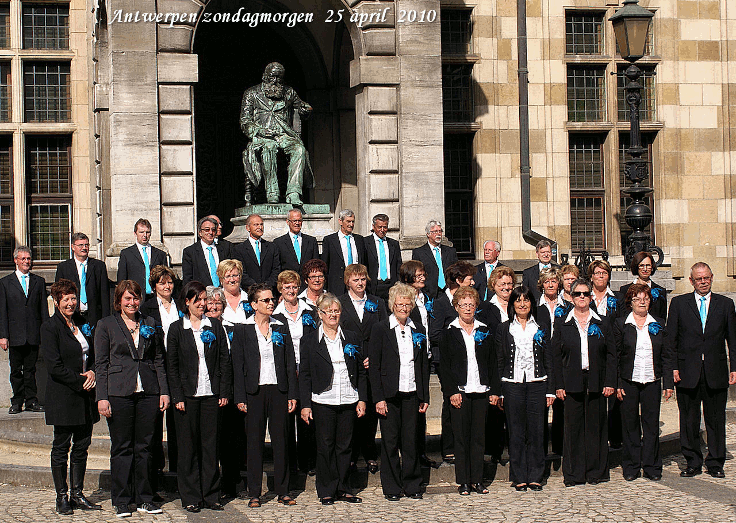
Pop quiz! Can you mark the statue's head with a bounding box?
[262,62,285,99]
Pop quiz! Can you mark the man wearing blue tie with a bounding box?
[365,214,401,303]
[232,214,280,291]
[522,240,560,300]
[117,218,169,299]
[274,209,319,278]
[182,216,231,287]
[0,247,49,413]
[321,209,367,294]
[410,220,458,299]
[473,240,505,302]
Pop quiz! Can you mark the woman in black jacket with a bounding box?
[613,283,674,481]
[94,280,170,517]
[166,281,232,512]
[41,279,100,514]
[299,293,367,504]
[618,251,668,321]
[439,286,500,495]
[495,286,553,491]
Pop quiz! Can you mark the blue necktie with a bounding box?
[346,235,353,265]
[434,247,446,289]
[293,235,301,264]
[379,238,388,281]
[699,296,707,332]
[542,264,551,270]
[255,239,261,265]
[21,274,28,297]
[207,246,220,286]
[142,246,152,294]
[80,263,87,305]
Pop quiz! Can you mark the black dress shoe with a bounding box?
[307,468,317,477]
[384,494,401,501]
[680,467,702,477]
[623,471,641,481]
[443,455,456,464]
[26,403,44,412]
[367,461,379,474]
[514,484,527,492]
[8,405,21,414]
[563,481,576,487]
[472,483,489,494]
[707,467,725,478]
[458,484,471,495]
[408,492,423,499]
[528,484,543,491]
[321,497,335,505]
[205,502,224,510]
[420,455,439,469]
[337,493,362,503]
[643,471,661,481]
[184,504,200,513]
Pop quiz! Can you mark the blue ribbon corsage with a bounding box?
[412,331,426,348]
[425,299,435,318]
[80,324,93,337]
[588,323,603,339]
[364,300,378,313]
[271,330,284,347]
[533,329,546,347]
[648,322,662,336]
[606,296,618,311]
[474,329,490,343]
[650,287,661,300]
[343,343,360,358]
[555,303,572,318]
[227,330,234,342]
[140,324,156,339]
[200,330,216,343]
[302,312,317,328]
[178,310,184,318]
[242,302,254,314]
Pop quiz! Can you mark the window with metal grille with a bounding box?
[0,62,10,122]
[570,197,605,252]
[567,66,606,122]
[617,65,656,121]
[569,134,605,190]
[22,4,69,50]
[442,64,473,123]
[29,203,70,261]
[0,5,9,49]
[27,135,71,194]
[619,132,655,249]
[569,134,606,252]
[0,204,11,263]
[24,62,71,122]
[441,9,472,55]
[444,133,474,256]
[565,11,604,55]
[0,135,11,263]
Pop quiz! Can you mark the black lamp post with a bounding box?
[610,0,663,266]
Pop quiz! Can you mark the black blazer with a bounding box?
[551,312,617,394]
[274,232,319,275]
[181,241,231,287]
[55,258,110,327]
[364,234,402,294]
[368,320,430,404]
[522,263,560,300]
[618,282,668,321]
[473,261,507,301]
[667,292,736,390]
[427,292,457,360]
[494,319,554,395]
[476,300,505,338]
[230,319,297,406]
[536,298,573,335]
[117,244,168,291]
[321,232,368,294]
[232,238,280,290]
[409,290,431,332]
[40,311,100,426]
[411,243,458,298]
[440,323,501,398]
[298,328,367,408]
[0,272,49,346]
[166,317,232,404]
[94,313,169,400]
[338,293,388,344]
[613,314,673,390]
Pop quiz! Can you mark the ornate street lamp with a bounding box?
[610,0,663,266]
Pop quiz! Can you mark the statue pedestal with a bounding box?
[227,204,333,243]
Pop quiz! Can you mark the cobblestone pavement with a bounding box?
[2,425,736,523]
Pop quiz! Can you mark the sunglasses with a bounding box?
[571,291,591,298]
[257,297,278,304]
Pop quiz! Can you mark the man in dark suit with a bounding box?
[55,232,110,327]
[321,209,367,294]
[0,246,49,413]
[668,262,736,479]
[232,214,280,290]
[473,240,505,302]
[411,220,458,298]
[182,216,231,287]
[207,214,234,255]
[117,218,168,299]
[364,214,401,303]
[522,240,560,300]
[273,209,319,277]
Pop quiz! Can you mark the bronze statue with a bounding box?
[240,62,313,205]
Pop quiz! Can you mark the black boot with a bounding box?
[52,465,73,515]
[69,461,100,510]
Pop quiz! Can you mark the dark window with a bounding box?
[565,11,604,55]
[444,134,474,256]
[27,135,71,195]
[619,132,655,248]
[23,4,69,50]
[442,64,474,123]
[567,66,606,122]
[24,62,71,122]
[0,62,10,122]
[617,65,656,121]
[441,9,472,55]
[570,197,605,251]
[0,135,9,196]
[569,134,606,252]
[569,134,604,190]
[0,203,11,263]
[29,203,70,261]
[0,135,10,263]
[0,5,9,49]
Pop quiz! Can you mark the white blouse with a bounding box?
[311,326,360,405]
[390,315,417,393]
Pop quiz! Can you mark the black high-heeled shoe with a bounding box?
[514,484,527,492]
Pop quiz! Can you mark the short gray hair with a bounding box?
[13,246,31,259]
[206,285,226,307]
[690,262,712,278]
[570,278,592,295]
[483,240,501,251]
[425,220,442,235]
[536,240,552,251]
[197,216,218,231]
[338,209,355,221]
[372,213,389,225]
[246,213,263,226]
[287,208,302,219]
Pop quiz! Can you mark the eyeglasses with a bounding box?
[631,297,650,303]
[257,298,278,304]
[428,229,443,235]
[393,304,412,310]
[456,303,476,310]
[288,219,303,224]
[571,291,591,298]
[592,271,608,277]
[200,227,216,233]
[319,309,341,317]
[415,273,426,280]
[308,274,325,280]
[693,276,712,283]
[73,243,90,248]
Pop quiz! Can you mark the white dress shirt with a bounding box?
[273,299,309,368]
[132,331,143,393]
[625,313,656,384]
[490,294,509,323]
[248,235,263,264]
[415,292,429,335]
[298,288,324,308]
[73,328,90,368]
[539,293,564,335]
[695,291,711,319]
[506,316,547,383]
[372,233,391,280]
[390,315,417,393]
[339,233,358,266]
[74,258,88,311]
[567,308,601,371]
[137,242,150,263]
[243,315,282,385]
[200,239,219,270]
[349,291,367,321]
[539,262,552,272]
[157,297,180,350]
[221,290,250,327]
[15,270,29,293]
[593,287,616,317]
[183,316,214,397]
[450,318,489,393]
[311,326,360,405]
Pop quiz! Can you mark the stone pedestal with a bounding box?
[227,204,333,243]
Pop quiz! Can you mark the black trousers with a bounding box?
[435,366,454,457]
[677,365,728,470]
[608,396,623,447]
[503,381,547,485]
[287,400,316,473]
[219,403,246,495]
[9,343,39,407]
[107,394,159,506]
[246,385,289,497]
[374,280,392,303]
[174,396,221,507]
[562,375,609,484]
[450,392,488,485]
[312,402,356,499]
[484,405,506,459]
[545,398,564,455]
[351,400,378,464]
[379,392,421,496]
[620,379,661,477]
[52,424,93,467]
